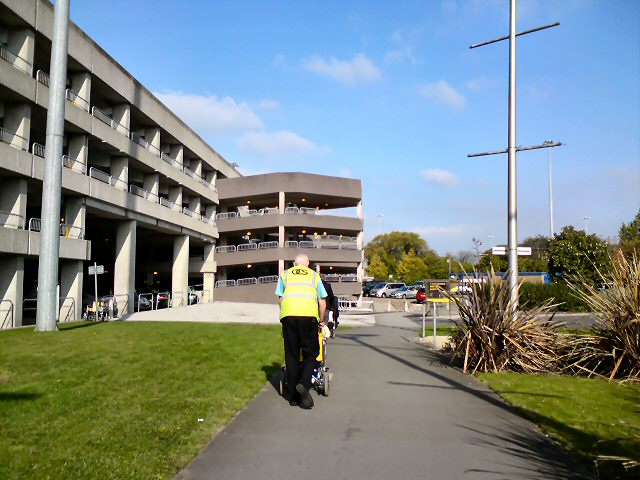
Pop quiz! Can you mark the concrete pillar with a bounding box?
[278,259,285,274]
[204,170,216,186]
[188,196,201,216]
[0,256,24,328]
[7,28,34,69]
[68,134,88,173]
[205,204,217,221]
[278,225,285,247]
[70,72,91,105]
[3,103,31,150]
[191,158,203,178]
[278,191,286,214]
[112,104,130,134]
[357,200,363,219]
[111,156,129,186]
[143,173,159,198]
[64,197,86,233]
[60,260,82,321]
[169,186,182,211]
[172,234,189,307]
[114,220,136,314]
[0,178,27,228]
[170,144,184,168]
[145,127,160,153]
[203,243,216,303]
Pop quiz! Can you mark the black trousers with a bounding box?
[281,315,319,394]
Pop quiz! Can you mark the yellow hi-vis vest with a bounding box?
[279,266,320,319]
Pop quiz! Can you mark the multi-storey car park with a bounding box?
[0,0,364,327]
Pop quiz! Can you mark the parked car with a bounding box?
[416,287,426,304]
[364,281,385,296]
[392,285,418,299]
[373,282,406,298]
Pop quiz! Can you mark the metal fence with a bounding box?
[28,217,41,232]
[155,291,171,310]
[32,142,45,157]
[237,243,258,251]
[298,240,315,248]
[237,277,258,286]
[89,167,127,191]
[215,280,236,288]
[161,152,181,169]
[59,223,84,239]
[159,197,180,211]
[0,211,25,229]
[36,69,50,86]
[130,184,159,202]
[259,207,279,215]
[258,241,279,249]
[215,212,237,220]
[215,245,236,253]
[65,88,90,112]
[258,275,279,284]
[137,292,154,312]
[0,126,28,150]
[91,106,113,126]
[339,243,358,250]
[61,154,87,174]
[338,298,374,312]
[0,44,33,75]
[285,241,299,248]
[0,300,14,329]
[201,217,216,227]
[182,207,201,220]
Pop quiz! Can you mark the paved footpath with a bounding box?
[177,312,592,480]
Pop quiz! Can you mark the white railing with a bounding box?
[129,184,159,203]
[319,242,340,249]
[285,241,299,248]
[28,217,41,232]
[36,69,50,86]
[285,207,299,214]
[0,44,33,75]
[339,298,374,313]
[182,207,201,220]
[259,207,279,215]
[92,107,129,136]
[62,154,87,174]
[183,166,199,180]
[0,126,28,151]
[89,167,127,191]
[215,212,237,220]
[201,217,216,227]
[237,243,258,251]
[32,142,45,158]
[0,212,25,229]
[258,275,279,284]
[299,240,315,248]
[339,243,358,250]
[258,241,279,249]
[237,277,258,286]
[324,274,340,282]
[339,274,358,282]
[215,280,236,288]
[65,88,89,112]
[160,152,180,169]
[59,223,84,239]
[159,197,180,211]
[215,245,236,253]
[300,207,316,215]
[199,177,217,192]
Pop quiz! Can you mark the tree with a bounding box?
[396,251,429,283]
[425,254,450,279]
[548,226,610,285]
[366,254,389,280]
[365,231,434,276]
[618,210,640,258]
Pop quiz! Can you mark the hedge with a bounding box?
[519,282,591,312]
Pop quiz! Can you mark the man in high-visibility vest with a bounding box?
[275,253,327,409]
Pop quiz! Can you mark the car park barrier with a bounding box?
[59,223,84,239]
[215,280,236,288]
[62,154,87,174]
[339,274,358,282]
[0,212,25,229]
[300,207,316,215]
[237,277,258,286]
[258,275,279,284]
[23,298,37,320]
[28,217,41,232]
[324,274,340,282]
[159,197,181,211]
[0,300,14,329]
[237,243,258,251]
[155,291,170,310]
[258,241,279,249]
[92,107,129,137]
[130,184,159,203]
[89,167,128,191]
[215,245,236,253]
[285,207,299,214]
[339,242,358,250]
[201,217,217,227]
[182,206,201,220]
[137,292,154,312]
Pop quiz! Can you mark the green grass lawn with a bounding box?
[418,326,455,337]
[0,321,283,479]
[478,372,640,478]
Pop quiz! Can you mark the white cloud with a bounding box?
[421,168,461,187]
[413,224,471,236]
[338,168,353,178]
[418,80,466,109]
[236,130,323,158]
[384,47,418,65]
[155,91,263,136]
[256,99,280,110]
[302,53,382,86]
[465,76,499,92]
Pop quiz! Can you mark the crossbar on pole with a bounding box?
[470,22,560,49]
[468,141,561,158]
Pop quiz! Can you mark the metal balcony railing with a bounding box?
[160,152,181,169]
[237,243,258,251]
[0,211,25,229]
[131,132,160,157]
[28,217,41,232]
[285,241,299,248]
[215,212,237,220]
[339,242,358,250]
[299,240,315,248]
[215,280,236,288]
[258,241,279,249]
[285,207,299,214]
[36,69,50,86]
[319,242,340,249]
[259,207,279,215]
[62,154,87,174]
[159,197,180,211]
[59,223,84,239]
[129,184,158,203]
[300,207,316,215]
[182,207,201,220]
[92,107,129,136]
[215,245,236,253]
[258,275,279,284]
[89,167,127,191]
[237,277,258,286]
[0,45,33,75]
[65,88,90,112]
[0,126,28,151]
[32,142,45,158]
[201,217,216,227]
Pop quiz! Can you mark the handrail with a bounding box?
[28,217,41,232]
[59,223,84,239]
[259,207,279,215]
[215,245,236,253]
[215,280,236,288]
[285,241,299,248]
[300,207,316,215]
[182,207,201,220]
[215,212,237,220]
[201,217,216,227]
[36,69,50,87]
[159,197,180,211]
[258,241,279,249]
[0,300,14,329]
[89,167,127,191]
[0,126,28,151]
[237,277,258,286]
[339,243,358,250]
[65,88,90,112]
[258,275,279,284]
[62,154,87,174]
[155,291,170,310]
[237,243,258,251]
[0,44,33,75]
[285,207,299,214]
[319,242,340,249]
[130,184,158,202]
[32,142,45,158]
[92,106,113,126]
[137,293,154,312]
[0,211,25,229]
[299,240,315,248]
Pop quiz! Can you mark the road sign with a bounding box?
[88,264,104,275]
[491,246,532,256]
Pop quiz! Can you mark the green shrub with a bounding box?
[519,282,591,312]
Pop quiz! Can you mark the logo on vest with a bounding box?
[291,268,309,275]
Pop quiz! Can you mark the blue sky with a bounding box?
[71,0,640,254]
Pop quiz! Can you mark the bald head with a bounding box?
[294,253,310,267]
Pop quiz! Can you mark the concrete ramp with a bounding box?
[123,301,375,326]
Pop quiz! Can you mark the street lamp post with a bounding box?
[546,141,556,237]
[584,216,591,234]
[376,213,384,236]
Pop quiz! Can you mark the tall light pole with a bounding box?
[376,213,384,236]
[584,215,590,234]
[35,0,70,332]
[544,140,558,236]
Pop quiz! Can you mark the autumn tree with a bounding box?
[366,254,388,280]
[397,251,429,283]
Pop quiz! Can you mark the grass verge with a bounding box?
[478,372,640,478]
[0,321,283,479]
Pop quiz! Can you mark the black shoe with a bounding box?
[289,399,298,407]
[295,383,314,409]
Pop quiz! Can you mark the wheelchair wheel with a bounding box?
[322,372,330,397]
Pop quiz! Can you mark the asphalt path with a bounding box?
[176,313,592,480]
